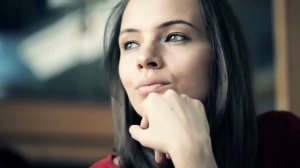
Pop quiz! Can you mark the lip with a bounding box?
[136,79,171,95]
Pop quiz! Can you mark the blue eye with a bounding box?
[122,41,139,50]
[165,32,189,43]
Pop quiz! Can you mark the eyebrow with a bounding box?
[159,19,198,30]
[119,19,198,36]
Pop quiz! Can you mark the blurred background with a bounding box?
[0,0,116,167]
[0,0,298,167]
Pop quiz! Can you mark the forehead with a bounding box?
[121,0,203,30]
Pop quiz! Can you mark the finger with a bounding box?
[129,125,152,147]
[129,125,145,141]
[130,125,160,150]
[164,89,176,96]
[180,93,188,98]
[155,150,166,164]
[140,115,149,129]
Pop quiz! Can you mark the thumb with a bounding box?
[129,125,148,142]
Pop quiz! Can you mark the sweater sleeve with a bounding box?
[90,154,120,168]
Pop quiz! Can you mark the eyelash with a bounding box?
[120,32,190,51]
[165,32,190,43]
[121,40,139,51]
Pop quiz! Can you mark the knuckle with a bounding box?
[165,89,176,96]
[146,94,157,105]
[193,99,204,108]
[148,92,158,100]
[180,93,187,97]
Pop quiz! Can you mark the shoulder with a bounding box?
[257,110,300,138]
[256,111,300,168]
[90,154,120,168]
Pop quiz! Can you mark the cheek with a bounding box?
[118,58,134,100]
[118,59,128,89]
[118,57,143,116]
[173,48,211,100]
[118,56,135,85]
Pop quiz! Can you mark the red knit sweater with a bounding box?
[90,154,119,168]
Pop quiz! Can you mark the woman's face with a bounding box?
[118,0,212,116]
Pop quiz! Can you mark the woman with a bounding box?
[92,0,256,167]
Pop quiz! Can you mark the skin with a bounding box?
[130,90,216,167]
[119,0,211,116]
[118,0,217,167]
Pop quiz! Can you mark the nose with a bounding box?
[136,45,163,71]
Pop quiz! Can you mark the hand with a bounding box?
[129,89,217,168]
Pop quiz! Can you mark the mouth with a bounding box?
[136,80,171,95]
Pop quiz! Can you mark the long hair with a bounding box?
[103,0,256,168]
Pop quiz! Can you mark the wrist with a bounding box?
[169,135,217,168]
